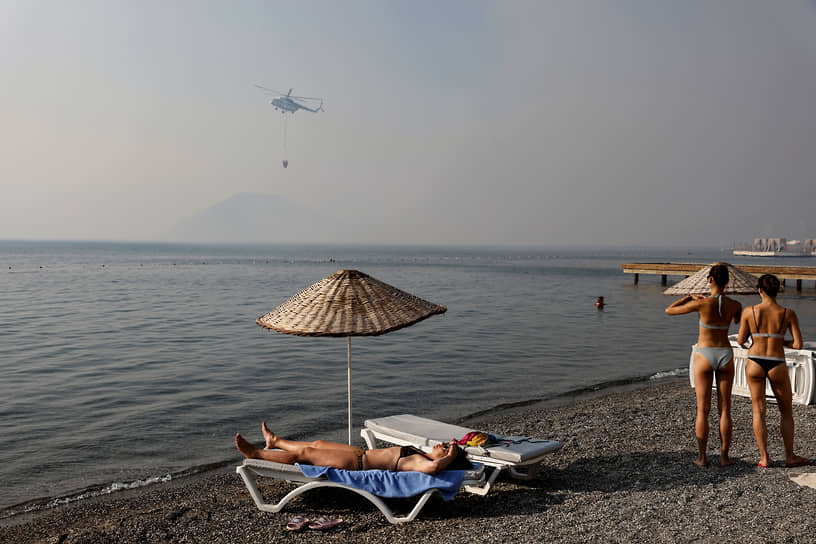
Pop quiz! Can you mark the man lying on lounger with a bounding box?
[236,422,472,474]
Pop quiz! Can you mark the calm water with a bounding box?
[2,241,815,513]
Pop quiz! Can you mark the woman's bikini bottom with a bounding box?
[748,355,786,375]
[693,346,733,371]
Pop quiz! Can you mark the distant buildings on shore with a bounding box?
[733,238,816,257]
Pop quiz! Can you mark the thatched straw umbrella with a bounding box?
[663,262,759,295]
[257,269,447,444]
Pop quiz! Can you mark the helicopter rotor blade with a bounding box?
[254,84,286,96]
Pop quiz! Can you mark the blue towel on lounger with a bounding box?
[296,464,468,501]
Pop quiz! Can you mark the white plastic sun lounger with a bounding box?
[362,414,562,495]
[689,336,816,405]
[236,458,486,525]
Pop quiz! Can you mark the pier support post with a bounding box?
[797,279,802,291]
[661,274,667,286]
[633,273,639,285]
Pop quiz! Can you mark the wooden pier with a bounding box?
[621,263,816,291]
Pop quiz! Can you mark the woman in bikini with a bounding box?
[736,274,810,468]
[666,263,742,466]
[235,422,470,474]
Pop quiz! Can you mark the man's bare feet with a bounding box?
[693,456,707,467]
[261,421,278,449]
[720,455,734,467]
[785,455,811,468]
[235,433,260,459]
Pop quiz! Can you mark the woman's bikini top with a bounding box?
[750,306,787,338]
[699,320,730,330]
[395,445,427,471]
[699,294,730,330]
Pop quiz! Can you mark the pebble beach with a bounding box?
[2,380,815,544]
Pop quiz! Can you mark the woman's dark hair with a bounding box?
[708,263,729,289]
[447,444,473,470]
[758,274,780,297]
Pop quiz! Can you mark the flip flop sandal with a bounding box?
[285,516,310,531]
[308,516,343,531]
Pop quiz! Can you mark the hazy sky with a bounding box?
[3,1,816,247]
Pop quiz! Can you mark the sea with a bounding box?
[2,240,815,516]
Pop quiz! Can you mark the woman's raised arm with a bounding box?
[665,295,700,316]
[736,307,751,347]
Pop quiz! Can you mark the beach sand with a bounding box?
[2,380,814,543]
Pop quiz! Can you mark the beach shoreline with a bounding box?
[2,379,814,543]
[0,371,687,520]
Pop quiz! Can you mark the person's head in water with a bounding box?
[708,264,729,290]
[595,296,605,307]
[757,274,781,298]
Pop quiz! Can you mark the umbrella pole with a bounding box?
[347,336,352,445]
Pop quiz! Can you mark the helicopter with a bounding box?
[254,84,324,114]
[256,85,324,168]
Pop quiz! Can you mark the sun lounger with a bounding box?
[688,336,816,405]
[362,414,562,495]
[236,458,486,524]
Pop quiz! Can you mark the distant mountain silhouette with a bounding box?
[171,192,312,243]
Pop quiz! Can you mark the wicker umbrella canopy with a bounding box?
[663,262,759,295]
[257,269,447,443]
[257,269,447,336]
